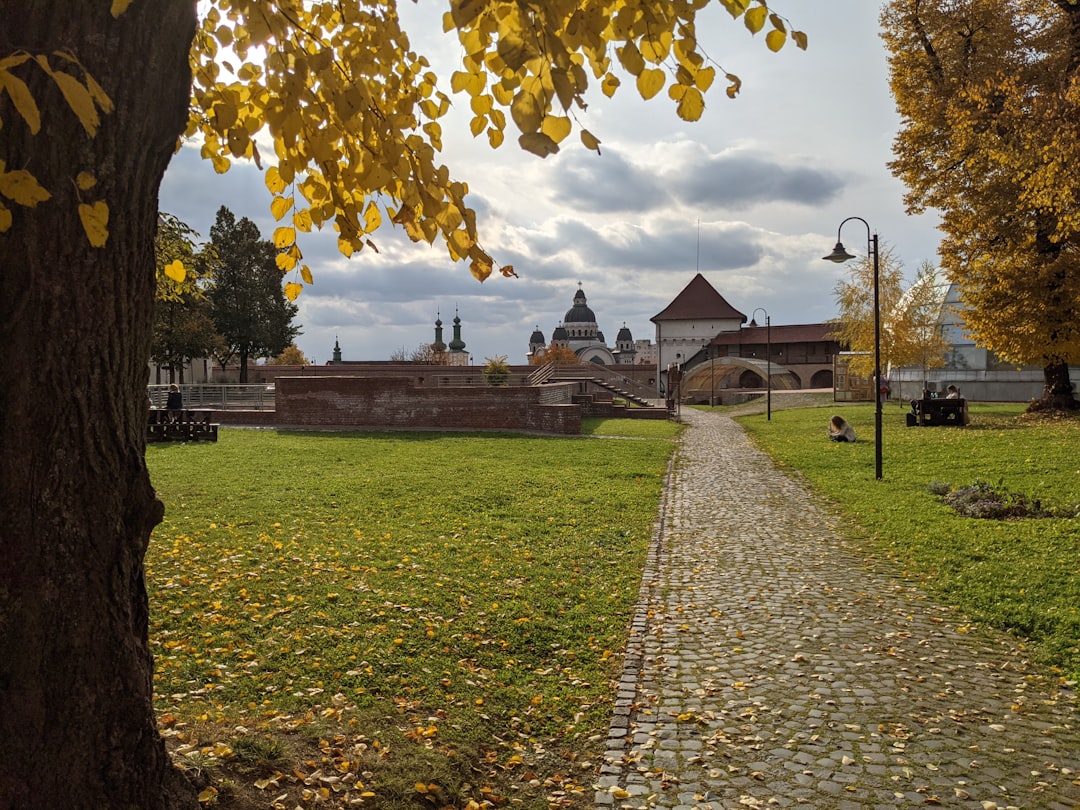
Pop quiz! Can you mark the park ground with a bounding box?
[146,394,1078,809]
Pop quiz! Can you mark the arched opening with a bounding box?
[739,370,764,388]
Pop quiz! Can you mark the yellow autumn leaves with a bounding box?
[444,0,806,165]
[190,0,505,291]
[2,0,804,299]
[0,50,114,246]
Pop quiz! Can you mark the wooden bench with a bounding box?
[906,398,968,427]
[147,409,219,442]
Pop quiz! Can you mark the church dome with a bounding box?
[552,325,569,341]
[530,327,545,344]
[617,324,633,342]
[563,288,597,323]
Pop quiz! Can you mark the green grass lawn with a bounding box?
[147,405,1079,808]
[146,420,680,809]
[736,401,1080,679]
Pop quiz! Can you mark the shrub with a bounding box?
[926,480,951,497]
[938,479,1050,520]
[483,354,510,386]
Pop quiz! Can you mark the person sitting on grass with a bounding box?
[828,414,857,443]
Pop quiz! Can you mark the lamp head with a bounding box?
[748,318,758,328]
[822,241,856,263]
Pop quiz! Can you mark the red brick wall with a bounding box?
[274,377,582,435]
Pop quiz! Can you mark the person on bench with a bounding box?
[166,383,183,422]
[945,385,970,424]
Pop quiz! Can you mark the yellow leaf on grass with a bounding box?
[78,200,109,247]
[284,281,302,301]
[164,259,186,282]
[0,167,51,206]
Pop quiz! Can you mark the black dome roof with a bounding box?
[563,288,596,323]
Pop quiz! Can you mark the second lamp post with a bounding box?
[749,308,771,421]
[823,216,882,480]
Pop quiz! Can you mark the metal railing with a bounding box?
[148,384,276,410]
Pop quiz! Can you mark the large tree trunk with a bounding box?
[1033,358,1080,411]
[0,3,198,808]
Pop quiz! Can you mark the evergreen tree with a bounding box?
[206,206,299,383]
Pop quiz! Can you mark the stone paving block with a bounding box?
[595,410,1080,808]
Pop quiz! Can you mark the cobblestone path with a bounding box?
[596,409,1078,809]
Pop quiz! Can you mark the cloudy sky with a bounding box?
[159,0,941,366]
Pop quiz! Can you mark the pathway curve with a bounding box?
[596,409,1078,809]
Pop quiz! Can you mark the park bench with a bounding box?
[906,397,968,427]
[147,409,219,442]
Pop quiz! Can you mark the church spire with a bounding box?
[448,306,466,352]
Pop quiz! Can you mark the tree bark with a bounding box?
[1036,358,1080,411]
[0,3,198,808]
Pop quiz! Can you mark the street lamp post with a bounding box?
[710,349,716,407]
[749,308,771,421]
[823,217,882,480]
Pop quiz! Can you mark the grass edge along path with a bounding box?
[146,420,681,810]
[733,400,1080,683]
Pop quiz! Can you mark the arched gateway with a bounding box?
[679,357,799,404]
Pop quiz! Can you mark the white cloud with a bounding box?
[159,0,942,366]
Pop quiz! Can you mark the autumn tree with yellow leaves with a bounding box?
[882,0,1080,410]
[0,1,804,806]
[529,343,582,366]
[830,240,907,379]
